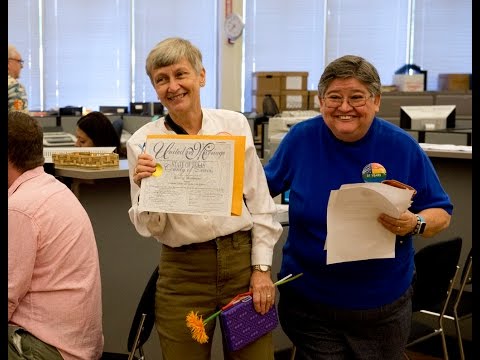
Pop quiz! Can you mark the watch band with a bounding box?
[252,264,271,272]
[411,214,426,235]
[417,215,426,234]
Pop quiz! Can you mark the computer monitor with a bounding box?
[130,102,164,116]
[130,102,149,115]
[400,105,456,130]
[99,105,128,115]
[59,106,83,116]
[152,102,164,115]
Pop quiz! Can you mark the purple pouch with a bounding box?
[220,294,278,352]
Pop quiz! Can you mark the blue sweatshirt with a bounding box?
[264,116,453,309]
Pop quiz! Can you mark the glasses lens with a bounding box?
[325,96,342,108]
[325,95,369,107]
[349,96,367,107]
[10,58,24,65]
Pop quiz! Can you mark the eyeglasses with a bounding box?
[323,94,372,108]
[9,58,24,66]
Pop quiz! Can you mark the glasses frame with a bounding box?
[9,58,24,66]
[323,94,372,108]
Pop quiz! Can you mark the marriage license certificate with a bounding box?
[138,134,245,216]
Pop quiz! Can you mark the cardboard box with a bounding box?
[280,90,309,110]
[251,91,281,114]
[252,72,283,94]
[282,72,308,91]
[308,90,320,110]
[438,74,471,91]
[393,74,425,92]
[253,71,308,93]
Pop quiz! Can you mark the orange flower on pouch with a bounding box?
[186,311,210,344]
[185,273,303,344]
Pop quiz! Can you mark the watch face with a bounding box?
[225,13,244,40]
[418,222,426,234]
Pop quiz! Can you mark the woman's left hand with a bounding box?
[378,211,417,236]
[250,271,275,314]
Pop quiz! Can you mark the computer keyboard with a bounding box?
[43,132,77,147]
[46,137,75,144]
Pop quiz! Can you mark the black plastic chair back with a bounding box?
[411,237,462,312]
[127,266,159,352]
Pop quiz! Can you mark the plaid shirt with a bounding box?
[8,75,29,113]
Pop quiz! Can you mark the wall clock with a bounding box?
[224,13,244,41]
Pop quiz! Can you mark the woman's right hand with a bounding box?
[133,153,156,186]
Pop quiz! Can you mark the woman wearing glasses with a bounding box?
[8,44,28,113]
[264,55,452,359]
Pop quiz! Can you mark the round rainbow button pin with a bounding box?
[362,162,387,182]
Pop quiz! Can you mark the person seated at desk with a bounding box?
[8,44,29,113]
[8,111,104,360]
[75,111,126,158]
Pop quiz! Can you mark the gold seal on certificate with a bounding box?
[153,163,163,177]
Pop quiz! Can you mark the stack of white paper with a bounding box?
[325,182,415,265]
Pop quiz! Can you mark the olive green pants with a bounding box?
[8,325,63,360]
[155,230,274,360]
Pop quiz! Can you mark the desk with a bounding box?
[421,155,472,286]
[55,160,129,179]
[422,145,472,160]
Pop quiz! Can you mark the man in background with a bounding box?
[8,111,104,359]
[8,44,29,112]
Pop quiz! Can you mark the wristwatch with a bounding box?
[252,265,271,273]
[413,215,427,235]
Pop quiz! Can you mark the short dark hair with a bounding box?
[77,111,121,150]
[8,111,45,171]
[317,55,382,98]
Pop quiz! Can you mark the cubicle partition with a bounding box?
[377,91,471,124]
[33,115,60,129]
[377,91,472,146]
[377,92,435,126]
[59,115,82,136]
[122,115,156,134]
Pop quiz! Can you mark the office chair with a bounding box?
[101,265,159,360]
[406,236,463,360]
[451,247,472,360]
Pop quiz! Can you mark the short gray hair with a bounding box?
[145,37,203,85]
[8,44,19,59]
[317,55,382,98]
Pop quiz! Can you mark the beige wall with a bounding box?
[218,0,244,112]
